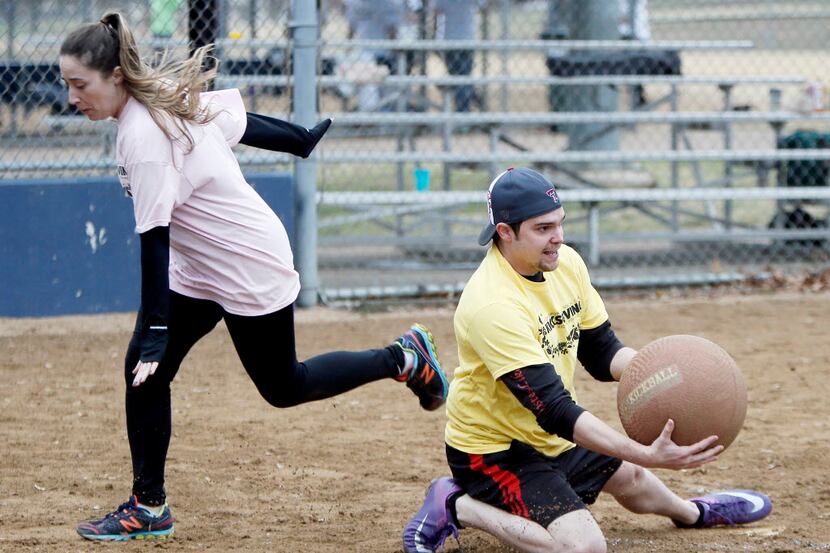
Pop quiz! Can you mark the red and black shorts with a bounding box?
[446,441,622,528]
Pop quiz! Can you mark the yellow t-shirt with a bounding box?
[445,244,609,458]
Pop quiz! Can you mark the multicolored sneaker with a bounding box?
[674,489,772,528]
[403,477,462,553]
[395,324,449,411]
[76,496,174,541]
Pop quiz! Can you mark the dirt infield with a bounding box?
[2,291,830,552]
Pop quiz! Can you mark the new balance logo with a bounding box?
[119,516,143,532]
[421,367,435,384]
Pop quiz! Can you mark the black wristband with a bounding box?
[140,326,168,362]
[139,226,170,363]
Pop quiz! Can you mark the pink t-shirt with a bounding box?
[115,89,300,316]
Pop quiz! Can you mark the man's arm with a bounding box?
[501,364,584,441]
[577,320,638,381]
[609,345,637,381]
[502,363,721,470]
[572,411,721,470]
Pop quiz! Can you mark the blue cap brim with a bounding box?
[478,222,497,246]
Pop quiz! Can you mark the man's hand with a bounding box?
[643,419,723,470]
[572,411,723,470]
[132,360,159,387]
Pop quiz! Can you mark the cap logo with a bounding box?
[546,188,559,203]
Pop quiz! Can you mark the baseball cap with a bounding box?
[477,167,563,246]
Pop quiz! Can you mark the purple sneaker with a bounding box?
[403,477,462,553]
[675,489,772,528]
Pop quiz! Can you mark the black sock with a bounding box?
[387,344,406,378]
[693,501,706,527]
[447,492,463,529]
[674,501,706,528]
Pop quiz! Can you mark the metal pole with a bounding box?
[249,0,258,112]
[7,0,17,138]
[481,4,490,109]
[499,0,509,112]
[218,0,229,61]
[189,0,220,73]
[770,88,786,225]
[588,202,600,266]
[291,0,320,307]
[670,84,679,232]
[565,0,620,152]
[721,84,734,229]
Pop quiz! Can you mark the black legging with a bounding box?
[125,291,403,506]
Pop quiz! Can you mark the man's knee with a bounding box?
[547,533,606,553]
[574,540,607,553]
[604,461,646,496]
[547,509,607,553]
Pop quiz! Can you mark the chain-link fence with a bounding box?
[2,0,830,305]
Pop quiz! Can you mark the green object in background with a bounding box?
[150,0,182,38]
[778,130,830,188]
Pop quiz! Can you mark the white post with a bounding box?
[291,0,320,307]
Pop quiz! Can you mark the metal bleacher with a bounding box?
[301,38,830,297]
[5,31,830,298]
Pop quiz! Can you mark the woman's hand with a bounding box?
[132,360,159,387]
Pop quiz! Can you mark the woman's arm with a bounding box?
[239,113,332,158]
[131,225,170,387]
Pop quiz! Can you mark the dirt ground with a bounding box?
[2,290,830,553]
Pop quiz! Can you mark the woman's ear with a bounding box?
[112,66,124,85]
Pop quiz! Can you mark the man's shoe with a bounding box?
[76,496,174,541]
[675,489,772,528]
[403,477,462,553]
[395,324,449,411]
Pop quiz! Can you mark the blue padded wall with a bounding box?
[0,173,294,317]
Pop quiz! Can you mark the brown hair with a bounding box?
[60,12,218,151]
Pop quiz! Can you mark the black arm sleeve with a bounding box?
[239,113,332,158]
[576,320,624,382]
[138,226,170,363]
[501,363,585,442]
